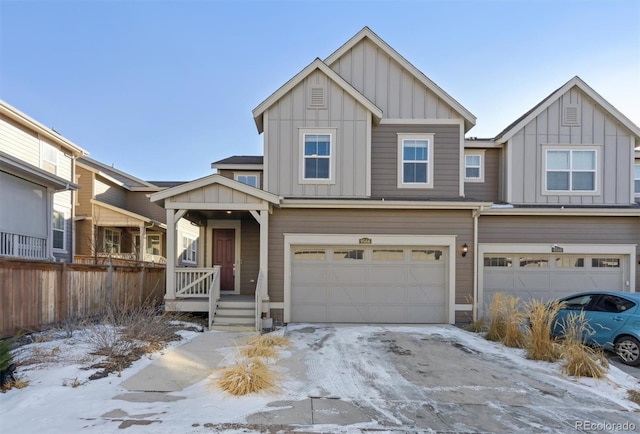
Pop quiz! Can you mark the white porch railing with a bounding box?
[0,231,47,260]
[175,268,218,297]
[208,267,221,329]
[255,269,264,332]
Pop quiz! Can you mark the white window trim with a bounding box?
[181,234,198,264]
[234,172,261,189]
[634,162,640,197]
[397,133,434,189]
[103,228,121,254]
[40,140,59,175]
[52,208,66,252]
[542,145,601,196]
[464,149,485,183]
[298,128,336,185]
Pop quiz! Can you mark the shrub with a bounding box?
[485,293,508,342]
[524,300,562,362]
[501,295,526,348]
[217,358,276,396]
[559,311,608,378]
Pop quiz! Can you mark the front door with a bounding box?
[214,229,235,291]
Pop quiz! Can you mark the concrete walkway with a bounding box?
[120,331,257,393]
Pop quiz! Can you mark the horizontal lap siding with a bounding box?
[0,114,39,166]
[268,208,474,305]
[465,148,500,202]
[372,124,460,199]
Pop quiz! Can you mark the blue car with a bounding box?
[552,291,640,366]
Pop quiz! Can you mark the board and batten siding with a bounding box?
[464,148,500,202]
[509,87,635,205]
[371,124,460,199]
[265,69,369,198]
[267,207,474,306]
[94,176,127,209]
[478,215,640,289]
[240,218,260,295]
[327,37,458,121]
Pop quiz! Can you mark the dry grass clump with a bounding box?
[559,312,608,378]
[628,389,640,405]
[501,296,526,348]
[243,342,278,359]
[524,300,562,362]
[465,317,485,333]
[217,358,276,396]
[247,334,290,348]
[484,293,507,341]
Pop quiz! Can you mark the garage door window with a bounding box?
[484,256,513,267]
[592,258,620,268]
[333,249,364,260]
[554,256,585,268]
[294,249,326,260]
[412,249,443,261]
[520,257,549,268]
[372,249,404,261]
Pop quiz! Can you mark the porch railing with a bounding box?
[255,269,264,332]
[0,231,47,260]
[175,268,217,297]
[208,266,221,329]
[96,252,167,264]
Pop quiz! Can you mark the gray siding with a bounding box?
[509,87,635,205]
[240,218,260,295]
[268,208,474,305]
[265,69,369,198]
[94,176,127,208]
[479,215,640,289]
[371,124,461,199]
[328,37,458,121]
[465,148,500,202]
[126,191,166,223]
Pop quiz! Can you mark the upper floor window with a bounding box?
[40,141,58,175]
[545,149,596,192]
[182,235,198,264]
[299,129,336,184]
[635,163,640,195]
[464,150,484,182]
[397,133,434,188]
[52,210,65,251]
[235,173,259,188]
[104,228,121,254]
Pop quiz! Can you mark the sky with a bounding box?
[1,0,639,182]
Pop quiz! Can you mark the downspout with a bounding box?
[472,205,483,321]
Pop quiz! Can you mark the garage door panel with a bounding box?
[409,266,446,284]
[408,305,446,323]
[293,305,328,322]
[330,266,367,284]
[368,305,407,323]
[293,265,327,284]
[369,266,406,284]
[368,286,406,303]
[408,287,446,304]
[516,273,551,289]
[329,285,367,303]
[292,285,327,303]
[328,305,367,322]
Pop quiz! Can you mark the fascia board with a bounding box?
[279,199,491,210]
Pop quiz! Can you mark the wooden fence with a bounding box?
[0,258,166,338]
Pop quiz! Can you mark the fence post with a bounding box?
[139,263,145,304]
[106,258,113,306]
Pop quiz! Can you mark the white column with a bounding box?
[139,224,147,262]
[259,209,269,299]
[165,209,176,300]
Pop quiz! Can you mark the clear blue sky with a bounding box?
[1,0,638,181]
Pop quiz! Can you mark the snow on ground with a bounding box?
[1,323,640,433]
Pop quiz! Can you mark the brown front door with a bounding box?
[214,229,235,291]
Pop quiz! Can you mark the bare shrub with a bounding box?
[501,296,526,348]
[559,311,608,378]
[524,300,562,362]
[86,324,137,357]
[485,293,507,342]
[217,358,277,396]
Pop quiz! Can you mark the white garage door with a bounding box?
[483,254,625,309]
[291,246,447,323]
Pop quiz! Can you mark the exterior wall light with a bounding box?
[462,243,468,257]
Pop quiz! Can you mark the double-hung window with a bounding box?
[464,150,484,182]
[398,133,434,188]
[545,148,597,192]
[182,235,198,264]
[41,141,58,175]
[299,129,335,184]
[52,210,65,251]
[635,163,640,195]
[104,228,121,253]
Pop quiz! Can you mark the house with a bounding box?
[75,156,200,265]
[150,27,640,330]
[0,100,86,262]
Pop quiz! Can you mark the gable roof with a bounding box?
[148,173,280,204]
[252,58,383,133]
[211,155,264,170]
[78,156,161,191]
[324,27,476,131]
[495,76,640,144]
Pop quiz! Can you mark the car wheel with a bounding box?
[614,336,640,367]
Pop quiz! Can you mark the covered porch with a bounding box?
[149,174,279,330]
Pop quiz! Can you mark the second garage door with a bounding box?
[291,245,447,323]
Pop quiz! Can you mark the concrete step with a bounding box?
[216,307,255,316]
[214,314,255,325]
[217,300,255,309]
[210,324,256,332]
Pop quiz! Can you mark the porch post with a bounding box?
[259,209,269,299]
[139,223,147,262]
[165,209,176,300]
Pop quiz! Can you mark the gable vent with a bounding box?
[309,87,326,108]
[563,105,580,126]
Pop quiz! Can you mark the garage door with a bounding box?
[483,254,625,308]
[291,246,447,323]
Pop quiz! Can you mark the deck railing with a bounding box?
[175,268,217,297]
[95,252,167,264]
[208,267,221,329]
[0,232,48,260]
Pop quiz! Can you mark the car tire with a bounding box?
[614,336,640,367]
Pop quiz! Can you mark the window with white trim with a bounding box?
[635,163,640,195]
[235,173,259,188]
[104,228,121,253]
[398,133,434,188]
[41,141,58,175]
[545,149,596,192]
[303,133,331,180]
[464,151,484,182]
[135,234,162,256]
[52,210,65,251]
[182,235,198,264]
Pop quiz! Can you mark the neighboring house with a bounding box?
[150,27,640,330]
[75,156,200,265]
[0,100,85,262]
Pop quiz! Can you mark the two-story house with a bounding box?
[0,100,86,262]
[75,156,200,265]
[151,28,640,329]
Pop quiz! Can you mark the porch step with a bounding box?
[210,324,256,332]
[212,298,256,331]
[217,300,255,309]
